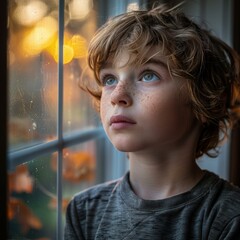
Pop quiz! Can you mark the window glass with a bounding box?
[8,153,57,239]
[8,0,59,151]
[62,141,98,225]
[62,141,97,195]
[63,1,99,134]
[8,0,99,149]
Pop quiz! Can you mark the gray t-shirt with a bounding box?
[64,170,240,239]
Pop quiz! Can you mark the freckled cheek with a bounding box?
[138,93,167,114]
[100,95,109,124]
[141,94,187,126]
[99,103,103,122]
[136,92,152,106]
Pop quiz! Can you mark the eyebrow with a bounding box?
[100,57,168,72]
[143,58,168,69]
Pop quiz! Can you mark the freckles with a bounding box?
[138,91,150,102]
[100,98,108,119]
[130,90,136,98]
[139,94,157,112]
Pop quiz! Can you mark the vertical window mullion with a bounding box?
[57,0,65,238]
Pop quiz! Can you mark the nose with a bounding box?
[110,82,133,107]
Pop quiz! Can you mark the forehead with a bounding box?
[101,46,168,70]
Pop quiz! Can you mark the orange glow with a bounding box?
[46,33,75,64]
[70,35,88,58]
[8,165,34,194]
[51,150,95,183]
[21,16,58,56]
[8,198,42,233]
[53,44,74,64]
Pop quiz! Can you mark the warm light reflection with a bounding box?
[68,0,93,20]
[21,16,58,56]
[13,0,48,26]
[46,34,87,63]
[53,44,74,64]
[46,33,74,64]
[70,35,88,58]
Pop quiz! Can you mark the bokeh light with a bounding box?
[13,0,48,26]
[21,16,58,56]
[70,35,88,58]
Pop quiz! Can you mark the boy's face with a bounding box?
[99,49,201,154]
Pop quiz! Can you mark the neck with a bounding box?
[128,151,204,200]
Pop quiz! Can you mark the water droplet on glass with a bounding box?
[32,122,37,130]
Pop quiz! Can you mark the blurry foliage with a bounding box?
[51,149,95,183]
[8,150,95,239]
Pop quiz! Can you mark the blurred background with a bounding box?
[1,0,239,239]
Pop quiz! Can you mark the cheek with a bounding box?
[141,92,172,114]
[144,93,191,129]
[100,94,109,124]
[100,99,106,121]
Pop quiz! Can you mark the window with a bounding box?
[5,0,237,239]
[7,0,139,239]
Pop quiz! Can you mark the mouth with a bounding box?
[110,115,136,129]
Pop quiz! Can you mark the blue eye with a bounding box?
[141,72,159,82]
[102,75,118,86]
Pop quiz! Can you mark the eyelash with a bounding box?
[100,74,117,86]
[139,69,161,82]
[100,69,161,86]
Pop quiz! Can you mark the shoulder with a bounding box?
[210,174,240,209]
[212,183,240,239]
[65,177,124,238]
[65,178,122,228]
[205,171,240,212]
[204,172,240,238]
[216,180,240,220]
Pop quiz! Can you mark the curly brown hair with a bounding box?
[81,4,240,158]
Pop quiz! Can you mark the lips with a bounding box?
[110,115,136,129]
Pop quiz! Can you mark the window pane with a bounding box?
[8,1,59,151]
[62,140,97,196]
[62,141,98,225]
[63,1,99,134]
[8,153,57,239]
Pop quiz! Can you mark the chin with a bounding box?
[108,134,145,152]
[113,141,144,153]
[114,144,132,152]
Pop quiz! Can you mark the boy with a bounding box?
[65,4,240,239]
